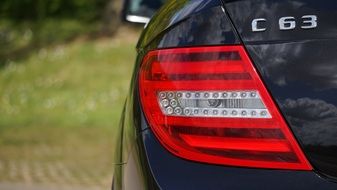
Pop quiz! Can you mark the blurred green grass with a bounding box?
[0,27,139,186]
[0,37,134,128]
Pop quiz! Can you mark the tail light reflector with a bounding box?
[139,46,311,170]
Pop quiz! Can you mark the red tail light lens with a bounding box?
[139,46,311,170]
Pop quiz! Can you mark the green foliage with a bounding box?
[0,0,108,22]
[0,18,99,65]
[0,19,99,62]
[0,0,123,64]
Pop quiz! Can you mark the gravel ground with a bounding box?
[0,182,105,190]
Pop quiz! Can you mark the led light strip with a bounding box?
[157,91,271,118]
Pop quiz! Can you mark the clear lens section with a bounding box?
[158,91,271,118]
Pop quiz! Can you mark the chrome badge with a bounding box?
[252,15,318,32]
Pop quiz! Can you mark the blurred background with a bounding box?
[0,0,142,189]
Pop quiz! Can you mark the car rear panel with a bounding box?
[114,0,337,189]
[135,126,337,190]
[224,0,337,179]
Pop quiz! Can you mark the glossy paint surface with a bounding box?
[138,0,239,50]
[225,0,337,179]
[246,41,337,179]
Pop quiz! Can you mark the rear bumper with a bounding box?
[118,128,337,190]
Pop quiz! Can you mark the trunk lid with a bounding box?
[224,0,337,179]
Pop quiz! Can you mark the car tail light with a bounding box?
[139,46,311,170]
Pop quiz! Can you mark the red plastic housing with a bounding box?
[139,46,312,170]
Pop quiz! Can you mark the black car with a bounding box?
[113,0,337,189]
